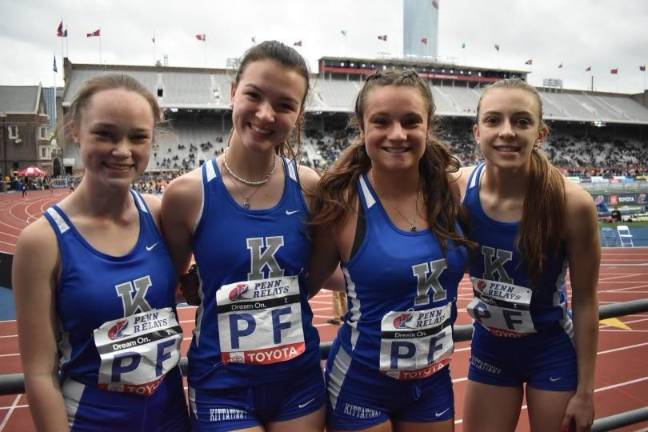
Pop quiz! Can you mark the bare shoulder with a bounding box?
[564,180,598,241]
[141,194,162,227]
[297,164,320,196]
[14,217,58,273]
[162,168,202,210]
[141,194,161,215]
[451,165,477,197]
[564,181,596,219]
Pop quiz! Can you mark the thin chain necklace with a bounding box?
[235,180,264,209]
[370,171,420,232]
[222,149,277,186]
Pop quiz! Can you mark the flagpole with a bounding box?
[99,34,103,65]
[152,31,157,65]
[60,21,64,84]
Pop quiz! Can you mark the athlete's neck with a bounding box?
[225,134,278,181]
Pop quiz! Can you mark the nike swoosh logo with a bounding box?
[549,377,562,382]
[146,242,159,251]
[298,398,316,409]
[285,210,299,215]
[435,408,450,417]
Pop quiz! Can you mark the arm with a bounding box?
[298,164,343,297]
[297,164,320,213]
[160,170,203,304]
[307,224,342,298]
[13,219,70,432]
[561,185,600,432]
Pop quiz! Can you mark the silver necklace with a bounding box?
[370,171,420,232]
[237,182,264,209]
[222,150,277,186]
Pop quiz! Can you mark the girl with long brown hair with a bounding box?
[309,69,470,432]
[457,79,600,432]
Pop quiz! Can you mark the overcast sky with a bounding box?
[1,0,647,94]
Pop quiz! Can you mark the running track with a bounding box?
[0,190,647,431]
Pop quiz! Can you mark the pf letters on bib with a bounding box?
[216,276,305,365]
[467,277,536,337]
[379,303,454,380]
[93,307,183,396]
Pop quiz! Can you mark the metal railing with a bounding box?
[2,298,648,431]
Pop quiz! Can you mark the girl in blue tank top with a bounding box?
[13,75,189,431]
[161,41,325,432]
[308,70,471,432]
[457,79,600,432]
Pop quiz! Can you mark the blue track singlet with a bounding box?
[463,163,574,337]
[333,174,467,380]
[189,158,320,390]
[43,190,188,431]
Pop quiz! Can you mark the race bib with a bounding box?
[93,307,182,396]
[216,276,305,365]
[379,304,454,380]
[467,277,536,337]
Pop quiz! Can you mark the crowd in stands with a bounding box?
[302,122,648,178]
[131,171,183,194]
[4,122,646,194]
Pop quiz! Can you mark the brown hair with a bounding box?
[233,40,310,160]
[312,70,470,250]
[475,78,566,285]
[65,73,161,138]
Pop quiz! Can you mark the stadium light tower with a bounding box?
[403,0,439,59]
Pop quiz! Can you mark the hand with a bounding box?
[560,392,594,432]
[178,264,201,305]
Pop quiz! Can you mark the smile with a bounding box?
[249,123,273,136]
[383,147,410,153]
[104,163,133,171]
[493,145,521,152]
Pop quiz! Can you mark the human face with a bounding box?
[75,88,154,188]
[230,59,306,153]
[362,85,428,173]
[474,88,547,172]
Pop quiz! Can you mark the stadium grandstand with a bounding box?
[59,56,648,177]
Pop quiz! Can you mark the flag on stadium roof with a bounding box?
[558,63,563,69]
[421,37,428,44]
[86,29,101,37]
[56,21,64,37]
[585,66,592,72]
[378,35,387,41]
[293,40,302,47]
[641,65,646,72]
[195,34,206,42]
[251,36,256,43]
[461,42,466,49]
[525,59,532,65]
[432,0,439,9]
[152,35,155,44]
[53,55,57,73]
[340,30,347,37]
[611,68,619,74]
[494,44,500,51]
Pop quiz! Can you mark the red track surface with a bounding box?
[1,190,647,431]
